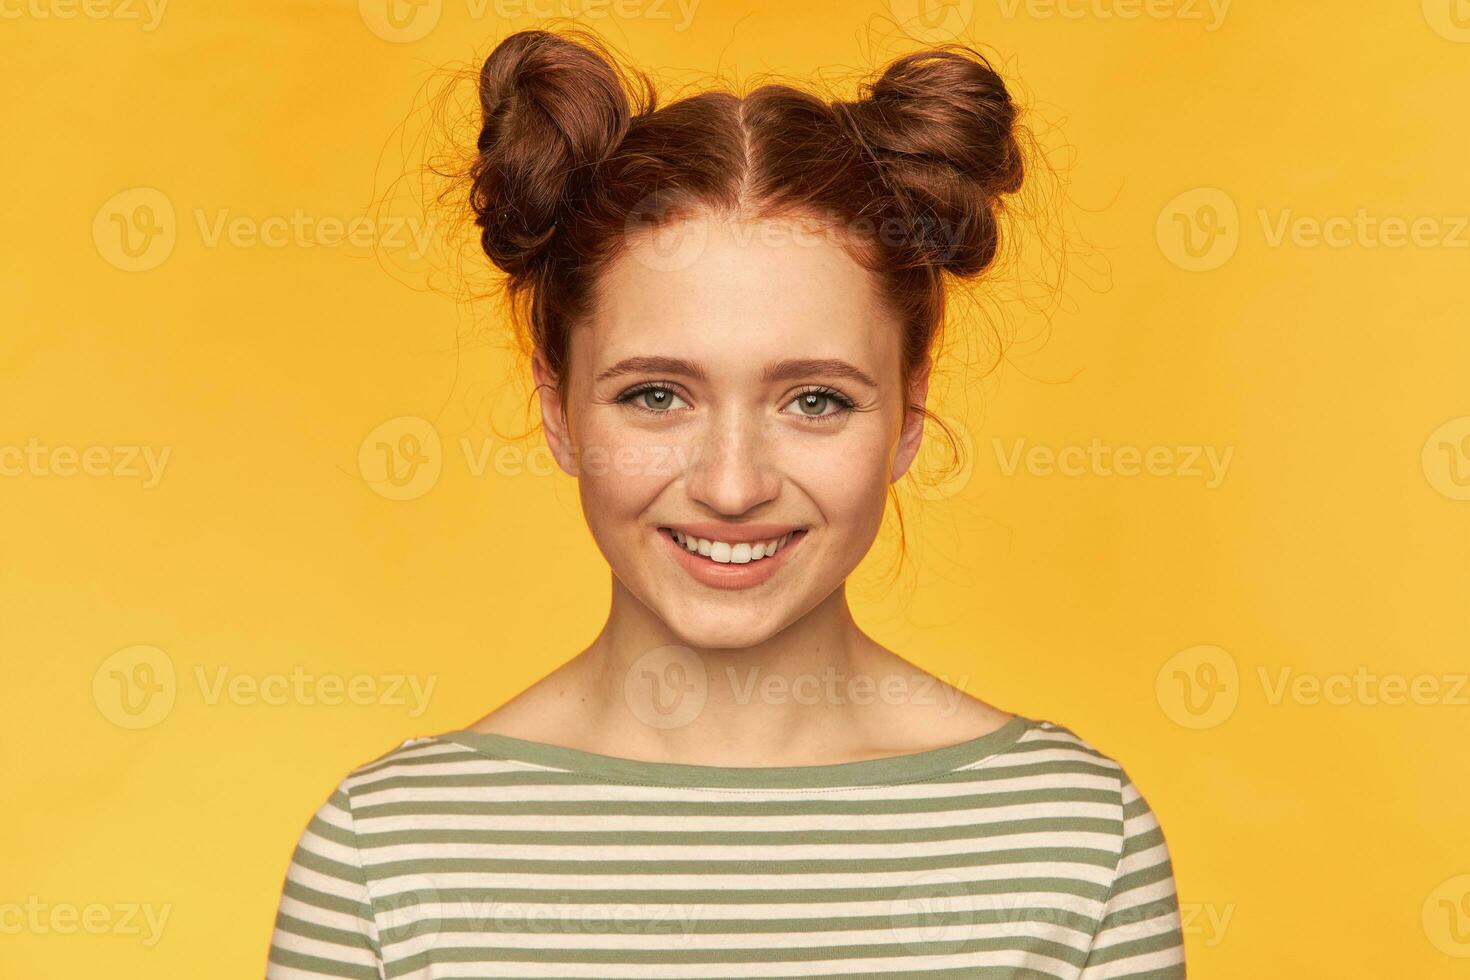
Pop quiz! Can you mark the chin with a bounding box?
[657,602,791,652]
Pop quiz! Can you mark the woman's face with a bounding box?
[535,212,931,648]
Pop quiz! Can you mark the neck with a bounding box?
[569,576,886,766]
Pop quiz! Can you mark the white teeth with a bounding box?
[668,530,797,564]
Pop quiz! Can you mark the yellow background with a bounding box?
[3,0,1468,975]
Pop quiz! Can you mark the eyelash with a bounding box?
[616,382,857,424]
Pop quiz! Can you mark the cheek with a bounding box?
[785,426,895,533]
[572,414,679,522]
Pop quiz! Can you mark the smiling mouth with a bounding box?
[658,527,807,565]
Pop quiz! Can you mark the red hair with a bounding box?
[468,28,1026,392]
[460,27,1037,573]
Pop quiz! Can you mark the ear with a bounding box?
[531,348,579,476]
[890,354,933,483]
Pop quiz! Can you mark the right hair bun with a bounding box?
[469,30,642,280]
[834,47,1026,277]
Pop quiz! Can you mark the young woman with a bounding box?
[268,29,1186,979]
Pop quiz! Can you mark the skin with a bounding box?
[470,211,1012,767]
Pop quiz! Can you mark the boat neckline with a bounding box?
[436,714,1034,789]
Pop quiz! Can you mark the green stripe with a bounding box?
[264,718,1183,979]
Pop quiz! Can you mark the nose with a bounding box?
[681,409,782,517]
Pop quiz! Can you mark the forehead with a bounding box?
[583,212,898,371]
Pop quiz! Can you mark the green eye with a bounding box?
[619,384,688,413]
[794,392,832,415]
[639,389,674,410]
[786,387,856,421]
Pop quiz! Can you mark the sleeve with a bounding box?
[266,779,385,979]
[1079,768,1187,978]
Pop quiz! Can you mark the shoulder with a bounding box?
[1008,716,1165,817]
[322,731,493,809]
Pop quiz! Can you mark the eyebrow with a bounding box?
[595,356,879,389]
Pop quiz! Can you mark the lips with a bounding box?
[662,526,799,564]
[656,525,808,590]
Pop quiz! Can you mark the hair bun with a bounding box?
[833,47,1025,277]
[470,30,639,280]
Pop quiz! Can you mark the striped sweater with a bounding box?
[267,715,1186,978]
